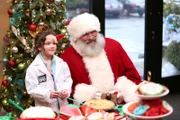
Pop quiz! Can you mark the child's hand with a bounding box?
[50,91,59,99]
[59,89,68,100]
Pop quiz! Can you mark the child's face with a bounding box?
[38,34,57,57]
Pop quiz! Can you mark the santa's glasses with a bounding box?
[80,31,97,41]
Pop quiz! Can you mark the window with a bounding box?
[105,0,145,78]
[66,0,89,19]
[162,0,180,77]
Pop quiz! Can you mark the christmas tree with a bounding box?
[0,0,70,116]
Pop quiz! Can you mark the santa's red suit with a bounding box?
[61,37,141,103]
[60,13,142,104]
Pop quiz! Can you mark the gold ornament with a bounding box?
[3,75,8,80]
[18,63,25,70]
[10,41,14,44]
[7,47,10,51]
[17,53,23,58]
[38,22,44,27]
[13,114,17,118]
[45,8,52,15]
[26,60,32,65]
[5,50,9,54]
[23,91,28,96]
[61,29,66,34]
[12,46,18,53]
[26,9,30,17]
[29,23,49,38]
[16,59,20,64]
[2,99,9,106]
[55,0,61,5]
[10,57,15,60]
[46,3,50,6]
[24,46,31,53]
[53,11,56,15]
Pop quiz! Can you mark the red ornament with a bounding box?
[29,24,37,32]
[65,20,71,26]
[5,42,10,47]
[2,80,9,86]
[3,36,8,41]
[8,60,15,67]
[7,8,13,15]
[56,34,66,42]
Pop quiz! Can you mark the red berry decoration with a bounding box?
[2,80,9,86]
[5,42,10,47]
[8,60,15,67]
[3,36,8,41]
[7,8,13,15]
[29,24,37,32]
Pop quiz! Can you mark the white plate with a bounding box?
[122,101,173,120]
[136,87,169,100]
[69,116,85,120]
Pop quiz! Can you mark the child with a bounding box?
[25,29,73,113]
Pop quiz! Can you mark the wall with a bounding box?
[0,0,10,85]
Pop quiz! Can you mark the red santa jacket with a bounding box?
[60,38,142,103]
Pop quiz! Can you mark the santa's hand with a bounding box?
[117,95,124,104]
[59,89,68,100]
[92,91,102,99]
[109,90,123,104]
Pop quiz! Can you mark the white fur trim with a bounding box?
[83,50,114,93]
[73,84,98,104]
[114,76,139,103]
[67,13,101,41]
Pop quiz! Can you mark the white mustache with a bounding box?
[84,38,96,44]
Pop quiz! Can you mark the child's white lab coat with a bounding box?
[25,54,73,113]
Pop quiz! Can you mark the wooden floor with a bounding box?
[163,93,180,120]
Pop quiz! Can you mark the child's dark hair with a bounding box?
[34,29,56,54]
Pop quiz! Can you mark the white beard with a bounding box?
[72,33,105,57]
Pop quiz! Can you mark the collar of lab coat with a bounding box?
[31,53,63,78]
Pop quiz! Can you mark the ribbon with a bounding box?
[29,23,49,38]
[11,25,27,46]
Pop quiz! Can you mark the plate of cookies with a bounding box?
[136,82,169,100]
[84,99,115,110]
[122,100,173,120]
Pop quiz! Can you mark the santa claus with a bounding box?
[60,13,142,104]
